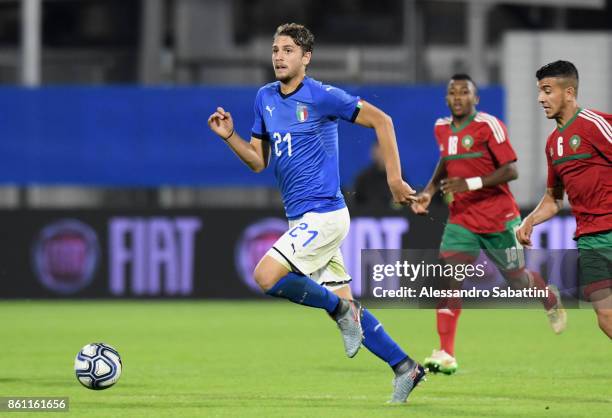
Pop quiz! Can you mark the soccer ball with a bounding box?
[74,343,122,390]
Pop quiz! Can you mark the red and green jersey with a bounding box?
[545,108,612,238]
[434,111,520,233]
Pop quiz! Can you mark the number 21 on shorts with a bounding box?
[288,222,318,247]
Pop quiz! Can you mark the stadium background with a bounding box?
[0,1,610,417]
[1,0,610,299]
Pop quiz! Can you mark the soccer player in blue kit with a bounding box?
[208,23,425,403]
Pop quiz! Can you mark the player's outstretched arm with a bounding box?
[354,101,416,205]
[411,159,447,215]
[516,185,564,246]
[208,107,269,173]
[440,162,517,194]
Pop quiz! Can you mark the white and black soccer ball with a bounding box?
[74,343,122,390]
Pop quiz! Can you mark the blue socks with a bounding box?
[265,272,340,313]
[362,308,410,368]
[266,274,411,369]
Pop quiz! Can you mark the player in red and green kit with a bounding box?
[411,74,566,374]
[517,60,612,339]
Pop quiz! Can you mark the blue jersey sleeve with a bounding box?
[317,84,361,123]
[251,88,269,140]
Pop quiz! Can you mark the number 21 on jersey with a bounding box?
[273,132,292,157]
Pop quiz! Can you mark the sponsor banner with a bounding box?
[0,206,578,299]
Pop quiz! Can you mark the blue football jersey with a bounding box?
[251,76,361,219]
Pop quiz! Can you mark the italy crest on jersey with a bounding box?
[569,135,581,151]
[461,135,474,150]
[296,103,308,122]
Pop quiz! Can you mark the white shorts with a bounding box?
[266,207,351,290]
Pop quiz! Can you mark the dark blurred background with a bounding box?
[0,0,607,298]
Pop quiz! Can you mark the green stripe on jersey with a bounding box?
[557,108,582,132]
[552,153,592,166]
[442,151,483,161]
[450,112,478,133]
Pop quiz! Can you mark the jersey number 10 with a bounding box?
[274,132,293,157]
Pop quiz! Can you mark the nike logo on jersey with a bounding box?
[266,105,275,117]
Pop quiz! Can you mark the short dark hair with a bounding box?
[274,23,314,53]
[449,73,478,93]
[535,60,579,89]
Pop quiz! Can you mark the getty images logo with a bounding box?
[32,219,100,295]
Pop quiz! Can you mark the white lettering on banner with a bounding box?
[341,217,409,297]
[109,217,201,296]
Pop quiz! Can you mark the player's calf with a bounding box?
[435,297,462,357]
[263,271,341,314]
[504,269,566,334]
[504,269,559,310]
[255,255,341,312]
[331,287,409,362]
[360,308,410,366]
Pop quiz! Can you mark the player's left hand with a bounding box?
[410,192,432,215]
[516,218,534,247]
[388,179,417,205]
[440,177,468,194]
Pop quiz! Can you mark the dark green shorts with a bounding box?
[577,230,612,297]
[440,217,524,272]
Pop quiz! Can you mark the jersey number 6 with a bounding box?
[556,136,564,157]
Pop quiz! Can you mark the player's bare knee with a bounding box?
[253,257,287,292]
[253,266,275,291]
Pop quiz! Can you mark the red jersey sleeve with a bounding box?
[545,140,560,188]
[484,116,517,166]
[433,120,447,158]
[583,110,612,162]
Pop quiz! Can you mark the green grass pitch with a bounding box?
[1,301,610,417]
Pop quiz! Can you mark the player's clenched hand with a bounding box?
[410,192,431,215]
[388,179,417,205]
[440,177,468,194]
[207,107,235,140]
[516,218,534,247]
